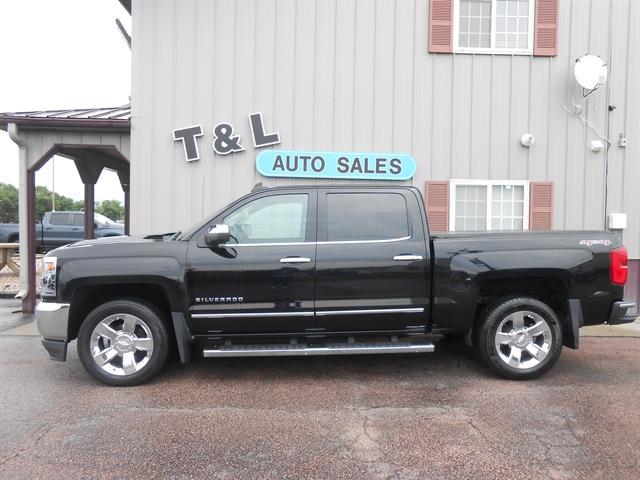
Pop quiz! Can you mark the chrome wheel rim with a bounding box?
[89,314,154,376]
[494,310,552,370]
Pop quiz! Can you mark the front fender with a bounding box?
[59,256,187,312]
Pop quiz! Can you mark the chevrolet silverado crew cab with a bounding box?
[34,185,636,386]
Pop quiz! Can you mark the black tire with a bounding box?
[77,299,170,386]
[474,297,563,380]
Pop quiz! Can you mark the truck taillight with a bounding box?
[610,246,628,286]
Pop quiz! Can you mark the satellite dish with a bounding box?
[574,55,607,90]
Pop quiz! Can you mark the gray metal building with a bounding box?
[131,0,638,267]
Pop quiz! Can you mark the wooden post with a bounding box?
[118,170,130,235]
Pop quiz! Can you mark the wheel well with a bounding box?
[8,234,18,243]
[476,276,568,321]
[67,284,172,341]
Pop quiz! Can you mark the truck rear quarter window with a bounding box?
[327,193,409,241]
[49,213,71,225]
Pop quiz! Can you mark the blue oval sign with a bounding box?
[256,150,415,181]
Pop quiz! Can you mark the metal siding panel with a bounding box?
[314,0,337,154]
[508,56,530,180]
[392,0,416,186]
[232,1,256,196]
[254,0,278,188]
[545,0,572,230]
[563,0,590,230]
[469,56,492,180]
[333,0,357,152]
[211,1,237,205]
[527,59,550,181]
[488,56,510,179]
[352,0,376,150]
[412,0,434,186]
[131,0,155,233]
[581,0,610,230]
[373,0,395,154]
[270,1,296,190]
[431,54,453,180]
[167,1,195,232]
[292,0,316,154]
[450,54,472,179]
[192,1,216,220]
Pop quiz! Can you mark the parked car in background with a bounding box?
[0,211,124,251]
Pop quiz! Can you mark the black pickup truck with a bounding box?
[35,185,635,386]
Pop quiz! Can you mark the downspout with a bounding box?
[7,123,29,301]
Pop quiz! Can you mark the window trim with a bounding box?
[452,0,536,55]
[449,179,530,231]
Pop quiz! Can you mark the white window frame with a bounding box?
[449,179,530,231]
[453,0,535,55]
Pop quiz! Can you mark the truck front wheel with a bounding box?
[475,297,563,380]
[77,300,169,386]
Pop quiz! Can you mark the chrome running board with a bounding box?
[202,341,434,358]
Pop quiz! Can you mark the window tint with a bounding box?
[49,213,71,225]
[223,194,308,244]
[74,214,84,226]
[326,193,409,241]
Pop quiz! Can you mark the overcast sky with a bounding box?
[0,0,131,202]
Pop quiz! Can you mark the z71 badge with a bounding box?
[194,296,244,304]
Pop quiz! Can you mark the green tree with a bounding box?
[0,182,19,223]
[35,186,84,221]
[95,200,124,222]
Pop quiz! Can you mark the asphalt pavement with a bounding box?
[0,300,639,480]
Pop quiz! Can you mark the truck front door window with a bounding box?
[223,194,308,244]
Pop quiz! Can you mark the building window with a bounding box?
[449,180,530,231]
[453,0,535,54]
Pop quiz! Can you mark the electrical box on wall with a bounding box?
[608,213,627,230]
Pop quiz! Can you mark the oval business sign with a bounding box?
[256,150,415,181]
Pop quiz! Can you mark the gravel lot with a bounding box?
[0,304,638,480]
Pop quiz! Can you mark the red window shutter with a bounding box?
[425,181,450,232]
[529,182,554,230]
[533,0,559,56]
[429,0,453,53]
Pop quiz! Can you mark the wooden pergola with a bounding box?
[0,106,131,313]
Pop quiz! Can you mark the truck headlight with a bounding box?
[41,256,57,297]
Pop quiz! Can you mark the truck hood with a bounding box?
[57,234,176,251]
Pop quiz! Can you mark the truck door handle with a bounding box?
[280,257,311,264]
[393,255,424,261]
[72,228,80,231]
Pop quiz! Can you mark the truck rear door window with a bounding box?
[326,193,409,241]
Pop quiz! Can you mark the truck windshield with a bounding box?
[94,213,118,225]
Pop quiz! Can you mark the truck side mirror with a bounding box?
[204,224,230,246]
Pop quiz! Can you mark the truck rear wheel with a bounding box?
[475,297,563,380]
[77,300,169,386]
